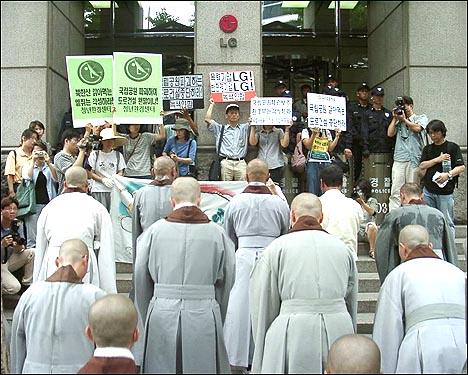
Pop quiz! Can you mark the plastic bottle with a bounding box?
[441,153,451,173]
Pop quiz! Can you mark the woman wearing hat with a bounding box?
[162,118,197,177]
[87,128,127,212]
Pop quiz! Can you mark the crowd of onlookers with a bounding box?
[1,76,466,374]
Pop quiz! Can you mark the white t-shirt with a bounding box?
[88,150,126,192]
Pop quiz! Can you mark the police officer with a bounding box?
[347,82,372,181]
[274,80,292,98]
[362,86,393,157]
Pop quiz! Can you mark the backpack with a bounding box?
[291,140,307,173]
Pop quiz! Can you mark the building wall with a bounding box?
[368,1,467,223]
[193,1,263,179]
[1,1,84,150]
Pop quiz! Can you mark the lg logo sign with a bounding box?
[219,15,238,49]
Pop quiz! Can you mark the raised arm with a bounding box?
[205,98,215,125]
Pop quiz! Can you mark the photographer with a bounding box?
[22,141,58,248]
[387,96,428,211]
[1,197,34,295]
[53,124,92,194]
[351,178,379,259]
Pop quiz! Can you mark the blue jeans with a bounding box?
[423,187,456,237]
[306,161,328,196]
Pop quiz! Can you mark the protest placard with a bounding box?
[307,93,347,130]
[250,97,292,126]
[113,52,163,124]
[162,74,204,110]
[66,55,113,128]
[209,70,256,102]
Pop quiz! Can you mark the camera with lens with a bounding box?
[35,150,47,159]
[79,134,103,153]
[10,219,26,247]
[394,96,406,116]
[351,187,364,200]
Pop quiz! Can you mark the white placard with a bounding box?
[307,93,347,130]
[250,97,292,126]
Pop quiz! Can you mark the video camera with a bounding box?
[351,187,364,200]
[78,134,103,153]
[10,219,26,247]
[394,96,406,116]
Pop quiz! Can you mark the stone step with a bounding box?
[117,273,133,294]
[357,292,378,314]
[357,313,374,334]
[357,273,381,293]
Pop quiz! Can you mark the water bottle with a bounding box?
[441,155,451,173]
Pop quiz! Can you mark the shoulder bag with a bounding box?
[291,140,307,173]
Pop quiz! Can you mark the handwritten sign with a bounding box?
[307,93,347,130]
[250,97,292,125]
[209,70,256,102]
[162,74,204,110]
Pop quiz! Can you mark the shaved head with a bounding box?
[326,334,381,373]
[88,294,138,348]
[153,155,176,177]
[246,159,269,183]
[59,239,88,266]
[399,224,430,250]
[65,166,88,189]
[171,177,200,205]
[291,193,322,220]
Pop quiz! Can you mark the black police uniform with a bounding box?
[348,101,372,180]
[361,106,394,154]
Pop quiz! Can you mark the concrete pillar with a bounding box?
[368,1,467,223]
[1,1,84,149]
[193,1,262,179]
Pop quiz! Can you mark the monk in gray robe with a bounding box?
[375,182,458,283]
[250,193,357,374]
[134,177,235,374]
[223,159,290,370]
[130,156,177,300]
[10,239,107,374]
[373,225,466,373]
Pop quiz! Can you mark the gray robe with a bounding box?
[10,266,107,374]
[373,250,466,373]
[250,219,358,374]
[375,203,459,283]
[134,206,236,374]
[223,185,290,367]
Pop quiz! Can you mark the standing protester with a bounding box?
[1,197,34,295]
[250,193,357,374]
[112,119,166,179]
[373,225,466,374]
[375,182,458,284]
[4,129,38,198]
[54,126,92,194]
[223,159,290,371]
[347,82,372,182]
[22,141,58,248]
[293,83,312,123]
[419,119,465,237]
[10,239,107,374]
[205,98,250,181]
[88,128,127,212]
[134,177,235,373]
[249,123,290,184]
[319,165,363,260]
[78,294,139,374]
[34,166,117,293]
[387,96,429,211]
[162,118,197,177]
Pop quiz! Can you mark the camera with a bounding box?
[10,219,26,247]
[78,134,103,153]
[394,96,406,116]
[35,150,46,159]
[351,187,364,200]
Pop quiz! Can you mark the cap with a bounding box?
[99,128,128,148]
[371,87,385,96]
[274,80,288,89]
[172,118,191,132]
[357,82,370,91]
[225,103,240,113]
[325,74,337,84]
[323,86,343,97]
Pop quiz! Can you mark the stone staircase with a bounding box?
[3,226,467,337]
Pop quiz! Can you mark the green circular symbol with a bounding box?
[77,60,104,85]
[124,57,152,82]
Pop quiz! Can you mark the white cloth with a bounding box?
[94,347,135,360]
[34,192,117,293]
[319,189,363,260]
[373,257,466,374]
[432,171,449,188]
